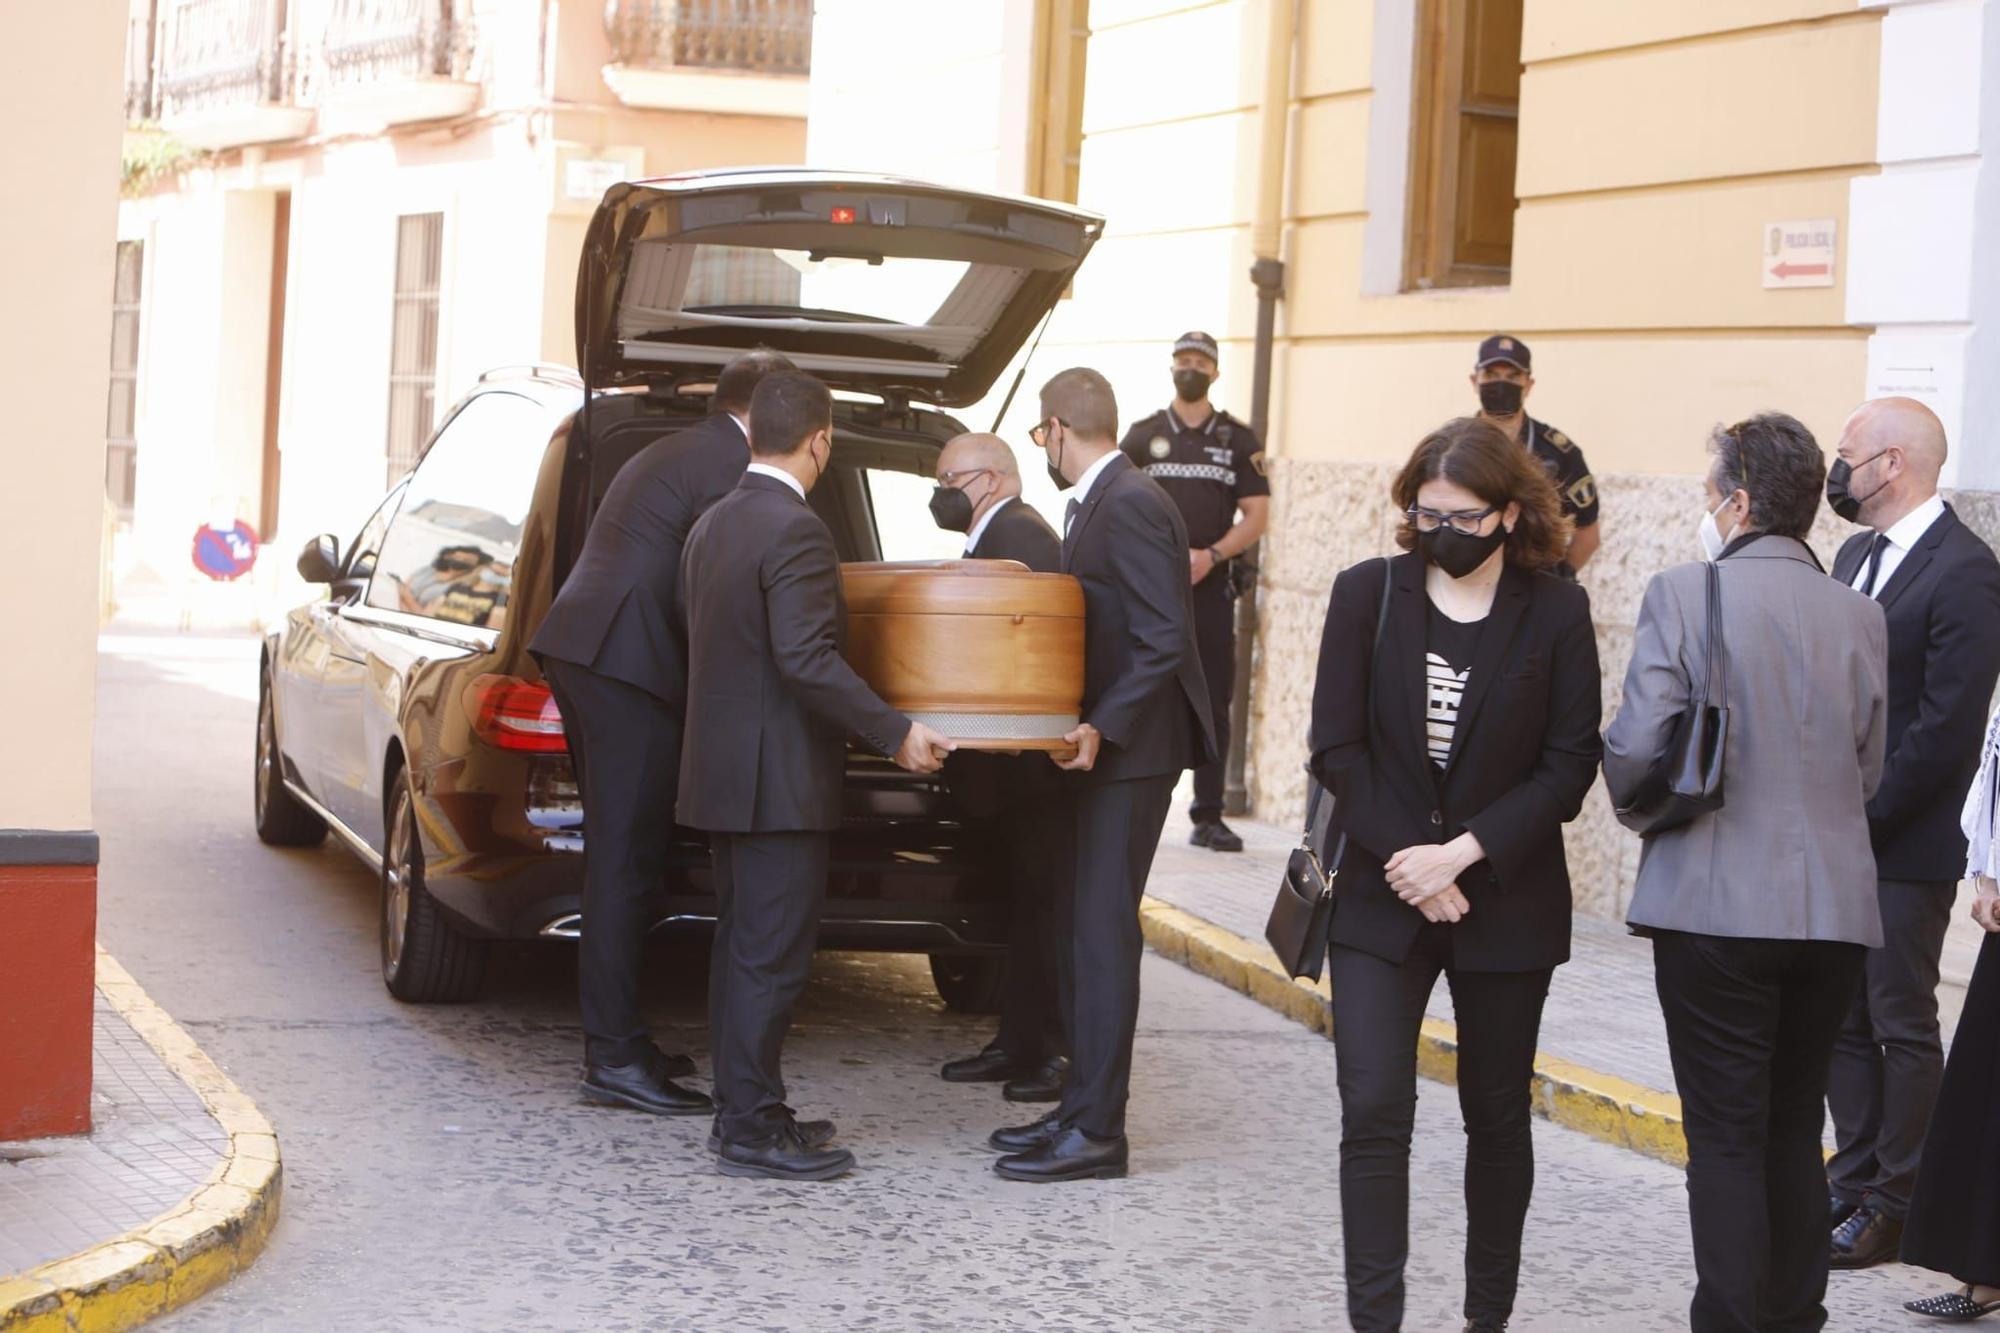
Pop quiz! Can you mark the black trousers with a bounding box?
[542,655,680,1067]
[1652,931,1865,1333]
[1903,930,2000,1288]
[991,792,1072,1063]
[1053,772,1176,1139]
[1827,877,1956,1219]
[1189,577,1234,824]
[1328,930,1553,1332]
[708,829,828,1143]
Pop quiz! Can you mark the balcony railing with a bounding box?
[125,12,157,122]
[604,0,812,77]
[154,0,288,121]
[296,0,479,105]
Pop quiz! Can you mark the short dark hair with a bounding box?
[747,370,831,458]
[1708,412,1824,540]
[1038,367,1118,442]
[715,348,797,413]
[1391,417,1573,572]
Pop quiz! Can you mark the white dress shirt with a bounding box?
[963,494,1015,556]
[746,461,805,501]
[1966,701,2000,883]
[1849,493,1946,598]
[1064,451,1122,533]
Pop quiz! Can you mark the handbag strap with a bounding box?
[1299,557,1394,856]
[1696,558,1727,708]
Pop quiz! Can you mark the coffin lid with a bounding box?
[575,168,1104,408]
[840,559,1085,617]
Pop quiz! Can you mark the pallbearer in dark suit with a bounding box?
[530,349,793,1117]
[990,369,1215,1183]
[930,432,1071,1104]
[679,371,955,1181]
[1824,397,2000,1267]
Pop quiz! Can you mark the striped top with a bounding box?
[1424,603,1484,769]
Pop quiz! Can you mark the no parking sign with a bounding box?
[191,520,259,581]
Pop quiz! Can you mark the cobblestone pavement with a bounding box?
[1147,809,1974,1100]
[0,993,225,1275]
[97,632,1948,1329]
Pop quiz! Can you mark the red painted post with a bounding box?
[0,864,97,1139]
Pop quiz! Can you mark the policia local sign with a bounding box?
[1762,219,1837,289]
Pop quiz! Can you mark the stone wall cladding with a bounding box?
[1246,456,2000,923]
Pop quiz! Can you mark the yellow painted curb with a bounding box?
[1139,896,1690,1168]
[0,948,283,1332]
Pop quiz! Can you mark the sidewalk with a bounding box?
[1141,809,1977,1164]
[0,952,280,1330]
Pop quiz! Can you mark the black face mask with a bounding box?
[1825,452,1889,524]
[1173,368,1212,403]
[1421,523,1508,579]
[1044,430,1072,491]
[929,484,975,532]
[1478,379,1525,417]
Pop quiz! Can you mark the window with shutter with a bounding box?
[1406,0,1522,289]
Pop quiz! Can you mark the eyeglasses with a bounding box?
[1028,417,1067,448]
[1405,504,1499,536]
[936,467,995,488]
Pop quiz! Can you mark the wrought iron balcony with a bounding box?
[295,0,480,105]
[124,12,157,123]
[153,0,290,124]
[604,0,812,78]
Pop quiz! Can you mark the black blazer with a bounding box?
[951,498,1066,818]
[1831,503,2000,880]
[1309,553,1602,971]
[676,473,911,833]
[529,412,747,705]
[969,497,1061,568]
[1062,454,1216,784]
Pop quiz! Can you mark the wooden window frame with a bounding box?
[106,239,144,523]
[1026,0,1089,207]
[1405,0,1521,290]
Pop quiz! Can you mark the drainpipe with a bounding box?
[1224,0,1295,817]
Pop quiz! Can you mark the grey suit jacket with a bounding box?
[1605,537,1889,945]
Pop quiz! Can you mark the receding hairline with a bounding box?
[939,432,1017,474]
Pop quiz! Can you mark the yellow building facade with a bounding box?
[810,0,2000,918]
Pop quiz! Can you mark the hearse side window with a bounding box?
[365,392,548,630]
[865,467,963,563]
[343,482,406,585]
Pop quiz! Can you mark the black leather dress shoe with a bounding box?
[708,1111,835,1155]
[1830,1193,1860,1229]
[716,1122,855,1182]
[1831,1205,1903,1269]
[941,1043,1031,1083]
[1002,1055,1068,1104]
[994,1124,1128,1182]
[580,1059,713,1116]
[988,1110,1064,1153]
[1202,820,1244,852]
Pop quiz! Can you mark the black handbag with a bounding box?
[1616,558,1730,836]
[1265,558,1392,981]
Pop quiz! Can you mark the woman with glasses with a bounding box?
[1308,416,1602,1332]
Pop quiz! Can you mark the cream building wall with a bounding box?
[808,0,2000,921]
[0,3,126,833]
[116,8,805,623]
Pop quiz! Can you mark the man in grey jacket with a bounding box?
[1605,413,1887,1333]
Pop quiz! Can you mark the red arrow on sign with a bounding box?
[1770,261,1830,279]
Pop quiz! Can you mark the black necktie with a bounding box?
[1065,498,1082,532]
[1860,533,1891,596]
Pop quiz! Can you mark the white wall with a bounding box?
[1849,0,2000,488]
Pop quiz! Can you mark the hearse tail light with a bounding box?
[468,675,567,753]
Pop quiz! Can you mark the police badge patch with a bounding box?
[1149,436,1172,459]
[1250,450,1268,476]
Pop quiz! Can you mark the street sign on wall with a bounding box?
[1762,219,1837,289]
[191,520,258,581]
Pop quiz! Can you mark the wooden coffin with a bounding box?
[840,559,1085,751]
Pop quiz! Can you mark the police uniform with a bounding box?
[1118,403,1269,827]
[1521,415,1598,576]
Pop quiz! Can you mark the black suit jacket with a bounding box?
[1309,553,1602,971]
[1061,454,1216,784]
[529,412,747,704]
[1831,503,2000,880]
[677,472,911,833]
[951,498,1067,818]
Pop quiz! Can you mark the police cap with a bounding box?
[1476,334,1531,372]
[1173,330,1220,363]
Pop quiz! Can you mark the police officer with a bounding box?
[1471,334,1602,574]
[1119,331,1270,853]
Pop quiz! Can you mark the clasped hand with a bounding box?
[1384,833,1484,924]
[1972,876,2000,934]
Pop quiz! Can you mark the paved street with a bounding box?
[94,631,1941,1330]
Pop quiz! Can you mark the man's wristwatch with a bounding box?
[1207,546,1224,565]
